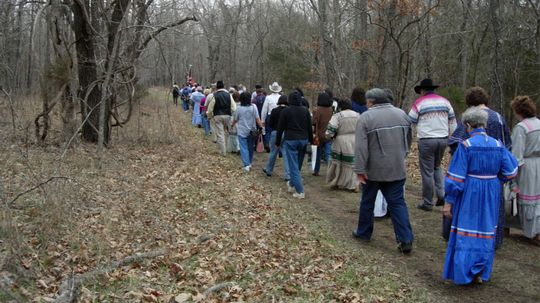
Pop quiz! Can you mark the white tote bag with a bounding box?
[374,190,388,217]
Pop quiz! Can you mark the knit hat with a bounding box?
[216,80,225,89]
[288,91,302,106]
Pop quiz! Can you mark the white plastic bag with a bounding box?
[374,191,387,217]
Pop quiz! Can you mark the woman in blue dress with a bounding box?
[443,107,517,285]
[447,87,511,249]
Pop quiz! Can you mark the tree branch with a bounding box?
[8,176,70,206]
[137,16,198,56]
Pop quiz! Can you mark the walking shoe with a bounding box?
[312,172,320,176]
[435,198,445,206]
[351,231,370,241]
[262,168,271,177]
[397,242,413,254]
[242,165,251,172]
[292,192,305,199]
[287,181,295,193]
[416,203,433,211]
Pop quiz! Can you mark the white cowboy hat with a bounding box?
[269,82,282,93]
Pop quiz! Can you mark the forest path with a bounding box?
[250,146,540,303]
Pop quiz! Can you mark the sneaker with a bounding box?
[397,242,413,254]
[242,165,251,172]
[286,181,295,193]
[292,192,305,199]
[416,203,433,211]
[262,168,271,177]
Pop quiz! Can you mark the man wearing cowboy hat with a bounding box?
[409,78,457,211]
[261,82,283,150]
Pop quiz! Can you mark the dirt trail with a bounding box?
[252,154,539,303]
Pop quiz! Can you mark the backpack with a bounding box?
[172,87,180,97]
[254,94,266,115]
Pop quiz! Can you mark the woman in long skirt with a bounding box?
[325,100,360,191]
[443,107,517,285]
[447,87,512,248]
[510,96,540,245]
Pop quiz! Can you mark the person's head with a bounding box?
[216,80,225,89]
[511,95,537,121]
[174,82,177,85]
[317,92,333,107]
[324,88,333,100]
[295,87,305,97]
[383,88,394,104]
[232,91,240,102]
[337,99,353,111]
[196,86,203,92]
[465,87,489,107]
[288,90,303,106]
[203,88,211,96]
[414,78,439,96]
[350,87,366,105]
[256,87,264,95]
[240,92,252,106]
[462,106,488,132]
[365,88,390,107]
[277,95,288,106]
[255,84,262,90]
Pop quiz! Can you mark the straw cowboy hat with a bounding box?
[414,78,440,94]
[269,82,282,93]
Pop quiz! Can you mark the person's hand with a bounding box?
[443,202,452,218]
[357,174,367,185]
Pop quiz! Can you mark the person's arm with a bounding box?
[448,103,457,134]
[354,116,368,182]
[510,125,526,168]
[261,98,269,122]
[206,95,215,119]
[230,95,237,113]
[408,102,419,125]
[307,110,313,144]
[275,110,286,147]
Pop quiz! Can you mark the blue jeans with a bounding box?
[265,131,290,179]
[324,142,331,161]
[182,97,189,111]
[355,179,414,244]
[314,141,331,173]
[201,113,211,136]
[263,116,273,148]
[283,139,308,193]
[238,135,255,167]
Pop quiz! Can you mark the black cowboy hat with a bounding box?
[414,78,440,94]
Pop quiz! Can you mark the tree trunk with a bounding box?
[489,0,504,116]
[72,0,102,143]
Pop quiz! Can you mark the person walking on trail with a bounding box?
[261,82,282,151]
[442,107,517,285]
[191,86,204,127]
[206,80,237,156]
[275,91,313,199]
[510,96,540,246]
[181,84,192,112]
[263,95,290,180]
[447,87,511,249]
[172,83,180,106]
[311,92,334,177]
[325,99,360,191]
[200,88,212,137]
[353,88,414,254]
[232,92,264,172]
[409,78,457,211]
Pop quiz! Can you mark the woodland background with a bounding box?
[1,0,540,147]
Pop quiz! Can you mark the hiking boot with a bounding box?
[416,203,433,212]
[397,242,413,254]
[292,192,305,199]
[352,231,370,242]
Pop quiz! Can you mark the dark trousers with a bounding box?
[355,179,414,244]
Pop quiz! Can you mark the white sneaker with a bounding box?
[287,181,295,193]
[292,192,305,199]
[243,165,251,172]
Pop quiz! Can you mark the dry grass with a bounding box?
[0,88,429,302]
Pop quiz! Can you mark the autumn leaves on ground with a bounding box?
[1,88,538,302]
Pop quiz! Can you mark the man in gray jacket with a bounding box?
[353,88,414,254]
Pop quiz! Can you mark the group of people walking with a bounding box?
[173,78,539,286]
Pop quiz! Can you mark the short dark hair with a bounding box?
[317,92,333,107]
[232,91,240,102]
[240,92,252,106]
[512,95,537,118]
[277,95,288,105]
[338,99,352,111]
[465,87,489,106]
[216,80,225,89]
[350,87,366,105]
